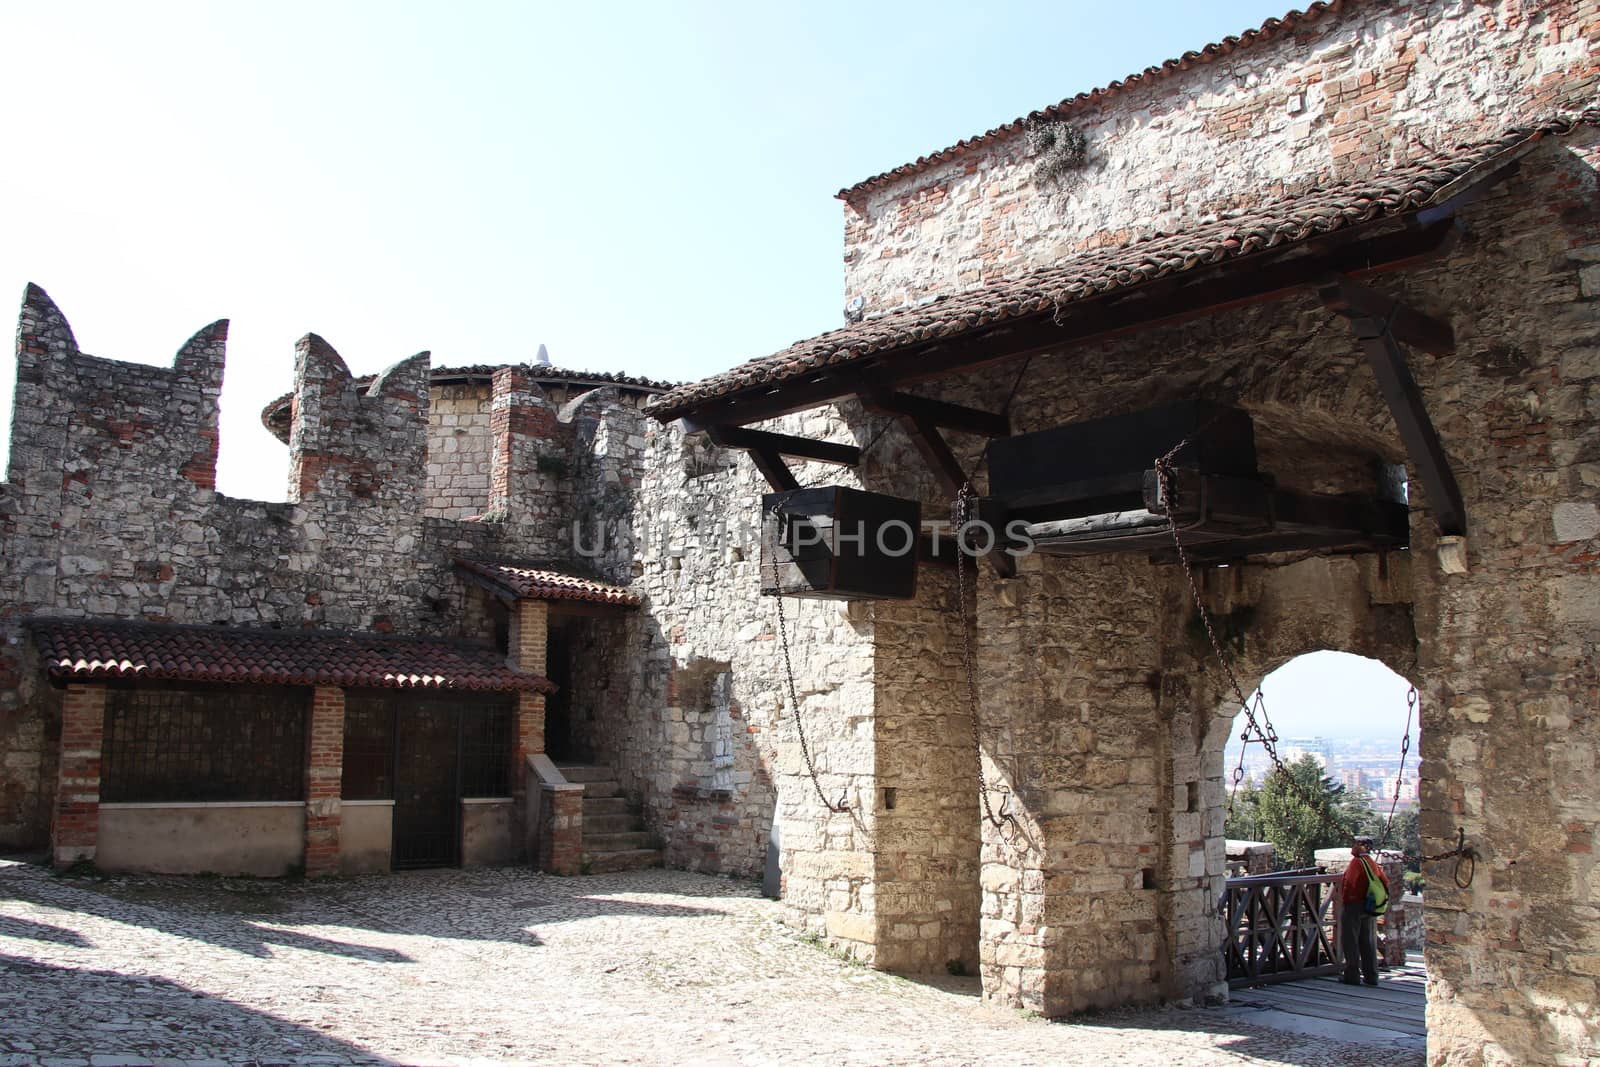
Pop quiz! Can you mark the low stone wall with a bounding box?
[462,798,515,867]
[340,800,393,875]
[96,803,304,877]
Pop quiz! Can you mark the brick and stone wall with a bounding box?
[813,135,1599,1056]
[425,383,495,519]
[840,0,1599,316]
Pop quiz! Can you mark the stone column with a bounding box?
[52,684,105,867]
[509,599,549,772]
[509,599,551,863]
[304,686,344,877]
[975,553,1168,1016]
[539,785,583,875]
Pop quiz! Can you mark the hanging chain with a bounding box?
[767,503,849,813]
[1153,439,1474,885]
[1419,828,1477,890]
[953,482,1027,851]
[1379,686,1417,848]
[1153,439,1307,808]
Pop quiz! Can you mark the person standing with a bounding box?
[1339,834,1391,986]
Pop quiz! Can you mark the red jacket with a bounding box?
[1341,853,1390,906]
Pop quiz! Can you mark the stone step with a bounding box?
[578,780,623,799]
[583,848,664,874]
[584,812,640,834]
[583,831,653,851]
[556,764,616,784]
[582,795,630,817]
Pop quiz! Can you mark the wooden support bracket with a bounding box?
[696,423,861,466]
[693,422,861,493]
[1318,277,1455,356]
[1319,286,1467,537]
[862,391,1010,437]
[891,414,1015,578]
[893,414,967,498]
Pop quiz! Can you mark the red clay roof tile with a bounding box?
[29,619,554,693]
[649,113,1597,423]
[454,559,643,607]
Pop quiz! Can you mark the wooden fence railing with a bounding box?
[1221,869,1343,986]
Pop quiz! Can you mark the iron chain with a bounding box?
[953,482,1026,851]
[768,503,849,813]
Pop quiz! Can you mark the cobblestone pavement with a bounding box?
[0,859,1424,1067]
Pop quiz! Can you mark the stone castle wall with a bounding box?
[425,383,495,520]
[841,0,1599,314]
[0,290,584,847]
[820,135,1600,1056]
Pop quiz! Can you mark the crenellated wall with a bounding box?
[0,286,625,848]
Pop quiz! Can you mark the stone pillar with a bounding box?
[975,553,1168,1016]
[52,684,105,867]
[509,600,549,862]
[870,568,981,974]
[304,686,344,877]
[487,368,571,546]
[539,784,583,875]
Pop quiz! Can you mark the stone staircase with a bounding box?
[555,762,663,874]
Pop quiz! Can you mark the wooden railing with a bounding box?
[1221,869,1343,986]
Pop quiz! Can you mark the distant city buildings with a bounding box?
[1223,732,1419,808]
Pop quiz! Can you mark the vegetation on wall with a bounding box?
[1023,118,1090,185]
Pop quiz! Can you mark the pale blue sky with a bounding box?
[1235,650,1418,745]
[2,0,1301,501]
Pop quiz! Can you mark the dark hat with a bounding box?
[1352,835,1375,847]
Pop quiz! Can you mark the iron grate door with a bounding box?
[391,699,461,870]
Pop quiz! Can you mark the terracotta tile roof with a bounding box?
[838,1,1352,200]
[454,559,643,608]
[649,113,1596,423]
[29,619,554,693]
[260,363,677,442]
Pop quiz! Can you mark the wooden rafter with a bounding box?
[697,423,861,466]
[862,391,1010,437]
[1319,279,1467,536]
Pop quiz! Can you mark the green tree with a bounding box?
[1225,754,1367,869]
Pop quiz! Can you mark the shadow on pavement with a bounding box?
[0,950,394,1063]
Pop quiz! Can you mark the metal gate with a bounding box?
[392,699,462,869]
[346,692,514,871]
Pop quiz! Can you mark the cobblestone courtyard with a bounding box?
[0,859,1423,1066]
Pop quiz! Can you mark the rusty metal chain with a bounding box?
[767,502,849,813]
[1379,686,1417,849]
[1417,828,1477,889]
[953,482,1027,852]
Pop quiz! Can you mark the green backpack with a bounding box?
[1360,856,1389,917]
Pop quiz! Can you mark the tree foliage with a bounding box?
[1225,754,1426,885]
[1224,754,1369,868]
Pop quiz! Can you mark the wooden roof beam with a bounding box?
[1318,277,1454,356]
[862,391,1010,437]
[695,423,861,467]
